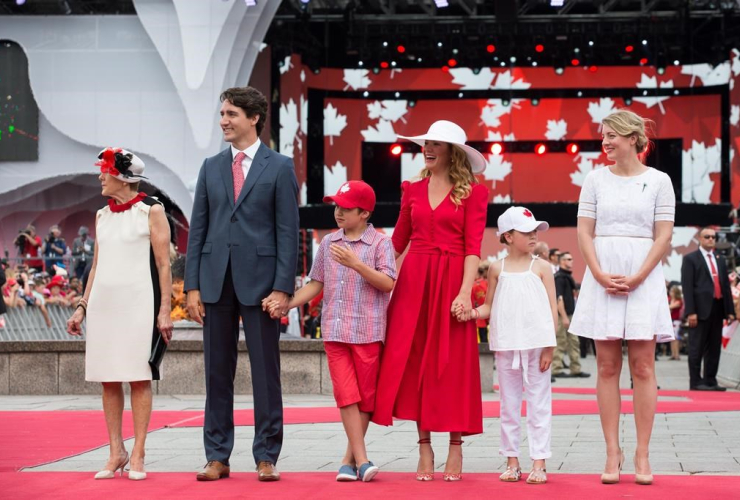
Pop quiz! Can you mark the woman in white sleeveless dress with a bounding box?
[569,111,675,486]
[67,148,173,481]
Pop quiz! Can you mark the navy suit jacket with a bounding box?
[680,249,733,321]
[184,143,299,305]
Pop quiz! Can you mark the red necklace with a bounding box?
[108,192,146,213]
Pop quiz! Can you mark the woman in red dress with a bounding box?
[373,120,489,482]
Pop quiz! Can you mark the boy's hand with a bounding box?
[330,243,360,269]
[540,347,554,372]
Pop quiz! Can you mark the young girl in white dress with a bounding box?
[470,206,557,485]
[568,110,675,485]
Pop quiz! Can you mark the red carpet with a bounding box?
[0,471,734,500]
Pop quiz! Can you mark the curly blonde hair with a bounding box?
[602,109,654,155]
[419,144,477,207]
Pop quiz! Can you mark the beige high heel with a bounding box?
[416,438,434,481]
[442,440,464,482]
[600,449,624,484]
[94,452,129,480]
[634,455,653,485]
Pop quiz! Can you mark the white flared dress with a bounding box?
[569,167,675,343]
[86,198,159,381]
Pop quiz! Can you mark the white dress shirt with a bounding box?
[231,139,261,181]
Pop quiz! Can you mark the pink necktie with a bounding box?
[232,152,246,202]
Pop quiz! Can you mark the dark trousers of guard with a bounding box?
[688,298,724,389]
[202,262,284,466]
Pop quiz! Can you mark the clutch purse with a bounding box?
[149,329,167,381]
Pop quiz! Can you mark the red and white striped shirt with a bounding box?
[309,224,397,344]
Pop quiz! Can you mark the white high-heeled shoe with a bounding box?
[94,454,129,479]
[127,469,147,481]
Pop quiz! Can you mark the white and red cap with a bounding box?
[323,180,376,212]
[496,206,549,236]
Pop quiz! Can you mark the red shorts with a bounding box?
[324,341,383,413]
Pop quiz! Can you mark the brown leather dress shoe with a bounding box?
[257,461,280,482]
[196,460,230,481]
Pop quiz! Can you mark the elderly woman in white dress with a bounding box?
[569,110,675,486]
[67,148,173,481]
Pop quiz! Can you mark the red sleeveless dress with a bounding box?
[372,178,488,435]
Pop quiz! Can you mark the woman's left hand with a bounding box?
[613,274,643,294]
[157,311,174,344]
[451,293,472,322]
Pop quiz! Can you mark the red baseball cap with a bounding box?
[323,181,376,212]
[49,275,66,288]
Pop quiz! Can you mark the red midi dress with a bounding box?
[372,178,488,435]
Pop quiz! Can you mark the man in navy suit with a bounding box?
[185,86,299,481]
[681,227,734,391]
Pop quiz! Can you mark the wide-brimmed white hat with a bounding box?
[397,120,487,174]
[497,206,549,236]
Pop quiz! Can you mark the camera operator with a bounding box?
[42,225,67,273]
[14,225,43,271]
[71,226,94,279]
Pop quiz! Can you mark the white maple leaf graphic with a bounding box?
[682,139,723,203]
[633,74,674,113]
[367,100,409,123]
[732,48,740,77]
[681,62,731,86]
[731,105,739,127]
[324,161,347,197]
[492,194,511,204]
[587,98,617,126]
[662,250,684,282]
[279,99,299,158]
[672,227,698,248]
[492,70,531,89]
[490,248,509,262]
[279,55,294,75]
[545,119,568,141]
[487,131,516,141]
[300,94,308,135]
[482,153,512,186]
[324,103,347,146]
[367,101,383,120]
[449,68,497,90]
[299,182,307,206]
[570,152,606,187]
[480,99,519,128]
[361,119,396,142]
[343,69,371,91]
[300,70,306,83]
[401,152,425,181]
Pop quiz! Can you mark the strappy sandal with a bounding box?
[499,466,522,482]
[416,438,434,481]
[526,467,547,484]
[442,439,464,482]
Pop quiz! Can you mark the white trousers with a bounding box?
[496,348,552,459]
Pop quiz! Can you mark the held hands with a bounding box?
[597,272,642,296]
[451,293,472,322]
[157,310,174,344]
[329,243,361,269]
[262,291,290,320]
[66,308,85,336]
[186,290,206,325]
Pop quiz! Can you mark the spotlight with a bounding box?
[577,91,583,97]
[394,92,400,98]
[358,61,364,67]
[448,58,458,67]
[566,143,580,155]
[487,44,496,53]
[16,0,26,4]
[417,57,423,63]
[531,98,540,106]
[657,67,666,75]
[390,144,403,156]
[391,61,397,67]
[397,45,406,53]
[625,45,634,53]
[313,68,320,75]
[458,92,464,98]
[510,56,517,63]
[383,41,388,47]
[437,42,443,48]
[673,89,680,95]
[452,49,459,55]
[574,48,580,54]
[624,97,633,105]
[372,68,380,74]
[502,98,511,106]
[500,62,506,67]
[642,39,648,45]
[535,44,544,53]
[571,59,580,66]
[673,59,680,66]
[380,61,389,69]
[639,58,648,65]
[588,40,594,46]
[588,66,598,73]
[555,67,564,75]
[442,65,450,72]
[435,0,449,6]
[535,143,547,156]
[300,0,310,3]
[472,68,481,74]
[532,62,538,67]
[363,91,369,97]
[245,0,257,5]
[490,143,504,155]
[409,100,416,107]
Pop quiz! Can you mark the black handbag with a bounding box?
[149,329,167,381]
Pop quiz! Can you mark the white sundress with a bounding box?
[568,167,676,343]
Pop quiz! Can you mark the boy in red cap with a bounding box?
[265,180,397,482]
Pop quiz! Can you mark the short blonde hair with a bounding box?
[602,109,653,154]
